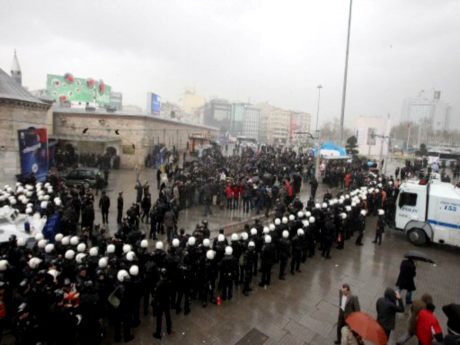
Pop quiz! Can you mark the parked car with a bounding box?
[63,168,106,188]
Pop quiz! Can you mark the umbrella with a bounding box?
[346,312,388,345]
[404,250,435,264]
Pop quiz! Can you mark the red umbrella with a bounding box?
[346,312,388,345]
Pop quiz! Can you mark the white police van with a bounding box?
[395,179,460,246]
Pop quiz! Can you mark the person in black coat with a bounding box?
[117,192,124,224]
[219,246,238,301]
[99,191,110,224]
[278,231,291,280]
[153,269,172,340]
[396,258,416,305]
[259,235,275,287]
[376,287,404,337]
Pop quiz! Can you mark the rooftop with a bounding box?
[0,69,48,108]
[53,106,219,131]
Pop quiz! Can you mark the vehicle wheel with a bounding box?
[407,228,427,246]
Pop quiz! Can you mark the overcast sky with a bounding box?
[1,0,459,126]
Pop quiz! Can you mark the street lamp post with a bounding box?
[315,85,323,180]
[339,0,353,144]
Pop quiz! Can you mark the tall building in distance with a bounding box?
[110,91,123,110]
[230,103,260,141]
[289,111,311,142]
[257,102,290,144]
[401,90,454,131]
[203,98,232,130]
[181,89,206,114]
[10,50,22,86]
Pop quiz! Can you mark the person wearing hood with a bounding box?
[376,287,404,338]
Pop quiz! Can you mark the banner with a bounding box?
[17,128,49,181]
[47,74,112,106]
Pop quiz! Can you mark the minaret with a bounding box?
[11,50,22,86]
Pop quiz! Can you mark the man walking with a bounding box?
[117,192,123,224]
[335,283,360,344]
[99,191,110,224]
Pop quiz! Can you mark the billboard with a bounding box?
[47,74,112,106]
[17,128,49,181]
[147,92,161,115]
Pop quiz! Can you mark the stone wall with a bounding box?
[53,111,218,169]
[0,103,49,184]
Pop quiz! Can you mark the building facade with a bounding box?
[0,69,51,183]
[52,108,218,168]
[401,91,454,131]
[354,115,390,158]
[110,91,123,110]
[258,102,290,144]
[203,98,232,130]
[289,111,311,142]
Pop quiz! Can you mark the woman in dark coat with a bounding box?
[396,258,416,305]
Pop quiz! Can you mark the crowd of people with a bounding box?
[0,144,458,345]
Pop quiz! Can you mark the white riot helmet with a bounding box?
[274,218,281,225]
[129,265,139,276]
[282,217,288,224]
[98,257,108,268]
[0,260,8,271]
[77,243,86,253]
[302,220,309,227]
[305,211,311,217]
[28,257,42,269]
[61,236,70,246]
[203,238,211,247]
[322,202,328,209]
[297,228,304,236]
[341,213,347,220]
[126,251,136,262]
[378,209,385,216]
[297,211,304,219]
[140,239,149,248]
[206,250,215,260]
[35,233,44,241]
[89,247,98,256]
[269,224,276,231]
[156,241,164,250]
[240,232,248,241]
[264,235,272,244]
[289,214,295,221]
[309,216,315,223]
[45,243,55,253]
[55,233,64,243]
[231,233,239,241]
[263,227,269,234]
[345,205,352,212]
[122,244,132,254]
[250,228,257,236]
[65,250,75,260]
[248,241,255,248]
[106,244,116,254]
[37,239,47,249]
[70,236,79,246]
[217,234,225,242]
[17,237,26,247]
[315,203,320,209]
[187,236,196,246]
[117,269,129,283]
[360,209,367,216]
[282,230,289,239]
[225,246,233,255]
[76,253,86,264]
[172,238,180,247]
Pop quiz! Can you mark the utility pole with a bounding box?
[339,0,353,144]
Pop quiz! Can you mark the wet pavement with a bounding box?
[94,168,460,345]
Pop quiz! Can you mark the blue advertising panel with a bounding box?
[17,128,49,181]
[151,93,161,115]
